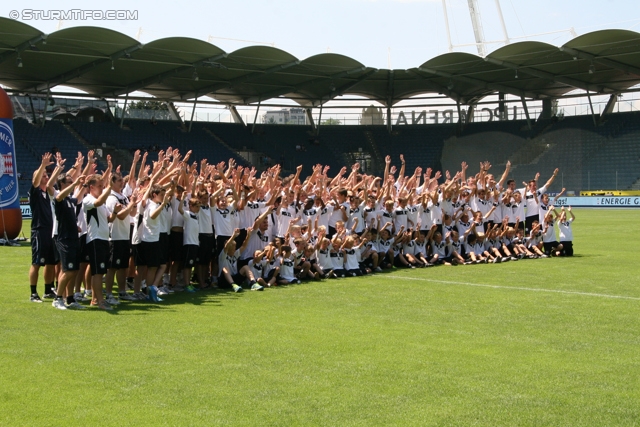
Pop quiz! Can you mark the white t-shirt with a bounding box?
[213,205,238,237]
[141,201,162,243]
[248,258,267,279]
[431,239,447,257]
[316,205,333,230]
[171,198,185,229]
[558,218,573,241]
[316,248,332,270]
[218,249,240,276]
[83,194,110,243]
[240,229,270,260]
[106,190,130,241]
[330,250,345,270]
[279,255,296,281]
[525,185,547,218]
[240,201,266,229]
[328,202,349,228]
[198,204,213,234]
[344,248,359,270]
[182,210,200,246]
[542,222,557,243]
[159,201,172,234]
[392,207,409,232]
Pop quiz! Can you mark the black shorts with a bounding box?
[109,240,131,269]
[79,233,90,263]
[215,235,231,258]
[31,228,56,266]
[218,272,245,288]
[265,269,277,281]
[169,231,184,262]
[55,237,80,272]
[87,238,109,275]
[543,241,559,254]
[525,216,536,232]
[197,234,214,266]
[159,233,170,265]
[137,240,162,268]
[182,244,198,267]
[560,241,573,256]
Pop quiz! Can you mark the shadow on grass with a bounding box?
[109,287,243,315]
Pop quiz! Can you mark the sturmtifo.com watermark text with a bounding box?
[9,9,138,20]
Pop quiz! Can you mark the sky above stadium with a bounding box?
[6,0,640,70]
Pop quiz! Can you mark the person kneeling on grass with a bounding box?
[218,228,262,292]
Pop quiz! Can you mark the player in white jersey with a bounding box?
[177,190,201,292]
[105,173,138,303]
[556,206,575,256]
[218,228,261,291]
[524,169,559,232]
[83,173,115,310]
[239,207,274,266]
[541,211,563,257]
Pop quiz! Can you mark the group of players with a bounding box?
[28,147,575,310]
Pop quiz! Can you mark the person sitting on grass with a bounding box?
[277,244,300,285]
[556,206,575,257]
[218,228,262,292]
[541,210,564,257]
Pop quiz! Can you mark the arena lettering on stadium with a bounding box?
[555,197,640,207]
[395,106,518,125]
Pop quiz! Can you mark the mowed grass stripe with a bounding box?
[384,274,640,300]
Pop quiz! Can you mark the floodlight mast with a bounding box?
[441,0,454,52]
[467,0,487,57]
[442,0,511,55]
[494,0,510,45]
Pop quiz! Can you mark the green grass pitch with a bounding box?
[1,209,639,426]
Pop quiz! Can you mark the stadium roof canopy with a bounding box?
[1,17,640,107]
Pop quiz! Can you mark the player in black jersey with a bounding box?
[28,153,57,302]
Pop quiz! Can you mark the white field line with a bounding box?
[385,275,640,301]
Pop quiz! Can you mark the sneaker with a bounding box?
[185,285,196,293]
[493,257,502,264]
[232,284,243,293]
[510,257,519,261]
[157,287,169,296]
[105,294,120,306]
[66,301,87,310]
[133,292,148,301]
[30,293,43,303]
[374,267,383,272]
[43,292,57,299]
[251,283,264,291]
[95,301,113,311]
[119,293,136,301]
[149,286,163,302]
[126,278,134,290]
[540,254,549,258]
[501,257,510,263]
[171,285,184,292]
[148,285,158,301]
[84,289,92,298]
[74,292,90,302]
[52,299,67,310]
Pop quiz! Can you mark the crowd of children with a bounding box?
[27,148,575,310]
